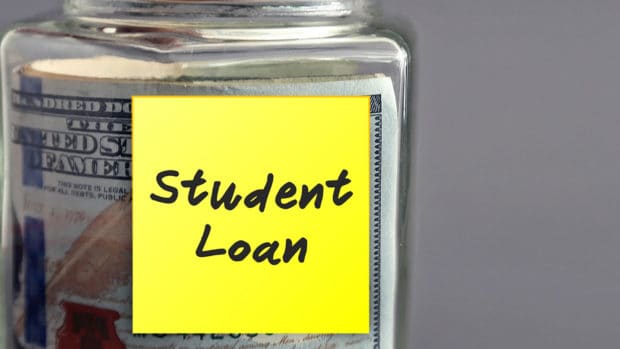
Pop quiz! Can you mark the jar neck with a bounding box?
[64,0,374,23]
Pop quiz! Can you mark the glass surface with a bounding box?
[1,1,410,348]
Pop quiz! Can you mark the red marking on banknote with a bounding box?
[57,301,125,349]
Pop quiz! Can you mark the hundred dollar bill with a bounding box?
[5,56,400,349]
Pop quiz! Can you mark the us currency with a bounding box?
[5,56,400,349]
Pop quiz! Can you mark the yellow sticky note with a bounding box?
[132,96,370,334]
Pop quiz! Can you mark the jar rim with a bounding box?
[64,0,375,20]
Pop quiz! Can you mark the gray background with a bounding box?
[3,1,620,348]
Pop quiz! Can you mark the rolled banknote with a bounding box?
[6,56,399,349]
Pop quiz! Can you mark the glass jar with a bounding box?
[1,1,411,348]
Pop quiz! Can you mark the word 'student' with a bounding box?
[150,169,354,211]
